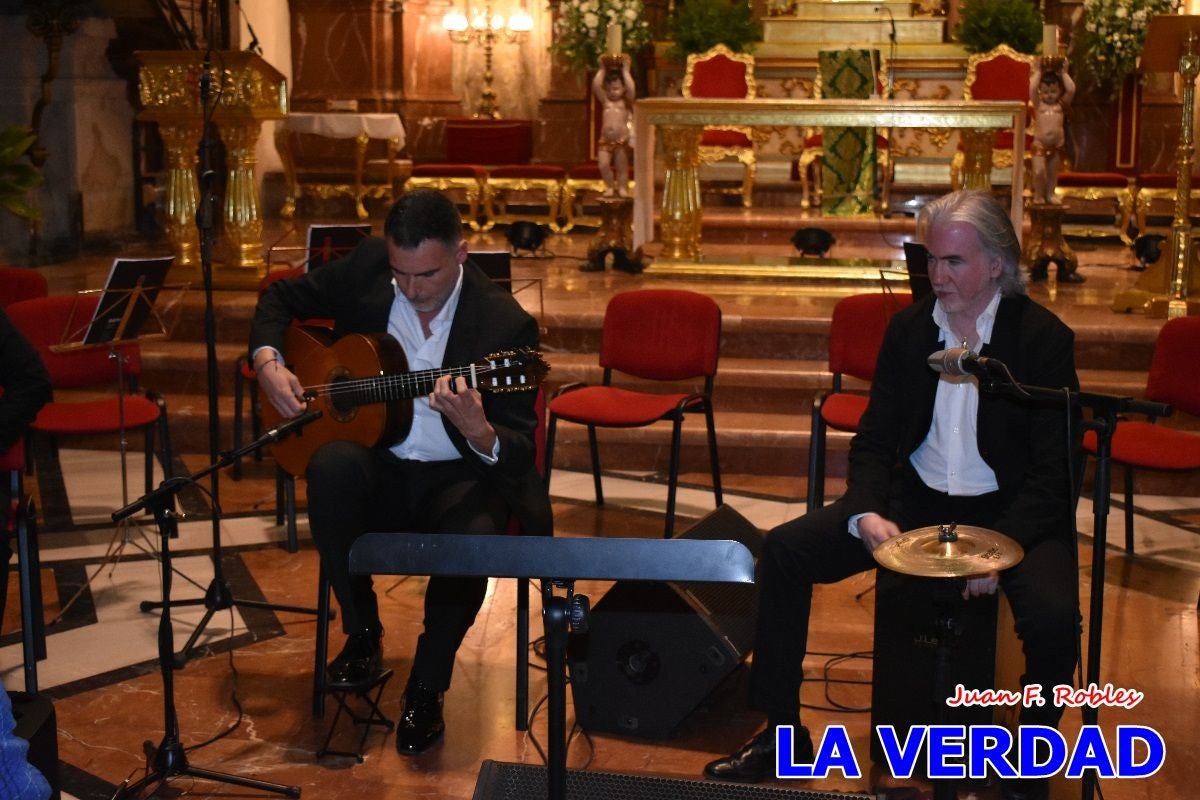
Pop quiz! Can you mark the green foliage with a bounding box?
[550,0,653,73]
[1073,0,1180,95]
[955,0,1043,55]
[667,0,762,63]
[0,125,41,221]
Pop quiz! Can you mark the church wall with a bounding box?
[0,16,133,262]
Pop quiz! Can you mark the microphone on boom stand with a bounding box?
[139,53,324,668]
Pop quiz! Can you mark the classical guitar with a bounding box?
[261,325,549,477]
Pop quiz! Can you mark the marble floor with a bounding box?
[3,207,1198,800]
[1,446,1197,800]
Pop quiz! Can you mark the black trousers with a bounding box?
[749,467,1079,729]
[306,440,508,692]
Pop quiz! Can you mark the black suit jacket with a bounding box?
[249,237,552,537]
[842,292,1079,550]
[0,308,52,453]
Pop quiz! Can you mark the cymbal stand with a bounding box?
[110,415,318,800]
[139,54,321,667]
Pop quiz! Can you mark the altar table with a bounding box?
[632,98,1027,259]
[276,112,409,220]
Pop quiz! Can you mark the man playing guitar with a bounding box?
[250,189,551,756]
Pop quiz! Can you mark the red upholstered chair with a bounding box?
[1082,316,1200,554]
[683,44,757,208]
[7,295,171,499]
[807,292,912,512]
[1,437,47,693]
[950,44,1036,191]
[1054,170,1135,244]
[545,289,723,538]
[231,267,309,551]
[450,119,565,233]
[0,267,48,308]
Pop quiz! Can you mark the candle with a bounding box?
[606,22,622,56]
[1043,24,1058,56]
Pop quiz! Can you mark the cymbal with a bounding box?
[872,523,1024,578]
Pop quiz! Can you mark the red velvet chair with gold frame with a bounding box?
[683,44,757,208]
[950,44,1036,191]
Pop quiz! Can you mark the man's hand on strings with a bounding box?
[430,374,496,454]
[255,355,308,418]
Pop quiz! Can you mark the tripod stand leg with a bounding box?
[113,737,301,799]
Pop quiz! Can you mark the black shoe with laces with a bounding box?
[326,629,383,690]
[395,677,445,755]
[703,725,814,784]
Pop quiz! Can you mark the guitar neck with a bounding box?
[322,365,491,406]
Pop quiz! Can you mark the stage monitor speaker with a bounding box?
[568,504,764,740]
[868,569,998,768]
[473,760,877,800]
[9,691,60,800]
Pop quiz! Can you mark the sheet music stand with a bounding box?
[349,533,756,800]
[265,224,372,271]
[48,259,178,622]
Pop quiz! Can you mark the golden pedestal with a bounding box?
[137,51,287,289]
[658,126,704,261]
[583,197,643,273]
[1025,202,1083,284]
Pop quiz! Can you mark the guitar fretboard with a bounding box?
[316,360,535,407]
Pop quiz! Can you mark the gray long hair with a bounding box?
[916,190,1026,296]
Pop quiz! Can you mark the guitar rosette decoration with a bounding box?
[549,0,652,71]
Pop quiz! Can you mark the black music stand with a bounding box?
[50,264,177,622]
[349,533,874,800]
[305,223,371,271]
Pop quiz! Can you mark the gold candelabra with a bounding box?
[443,2,532,119]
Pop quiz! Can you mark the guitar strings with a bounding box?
[303,362,531,399]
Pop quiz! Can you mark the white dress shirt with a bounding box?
[387,265,497,464]
[848,289,1002,538]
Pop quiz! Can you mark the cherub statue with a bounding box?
[592,53,636,197]
[1029,56,1076,205]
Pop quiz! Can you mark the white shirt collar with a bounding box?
[932,288,1002,350]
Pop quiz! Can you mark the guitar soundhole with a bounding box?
[328,369,358,422]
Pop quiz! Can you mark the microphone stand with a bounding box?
[110,412,320,800]
[977,377,1171,800]
[140,52,321,667]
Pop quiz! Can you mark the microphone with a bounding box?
[876,5,897,42]
[264,409,324,443]
[875,7,897,99]
[927,347,1005,378]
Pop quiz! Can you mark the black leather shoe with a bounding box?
[326,630,383,689]
[703,725,813,783]
[395,677,445,755]
[1000,778,1050,800]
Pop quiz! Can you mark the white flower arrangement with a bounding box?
[549,0,652,72]
[1077,0,1179,91]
